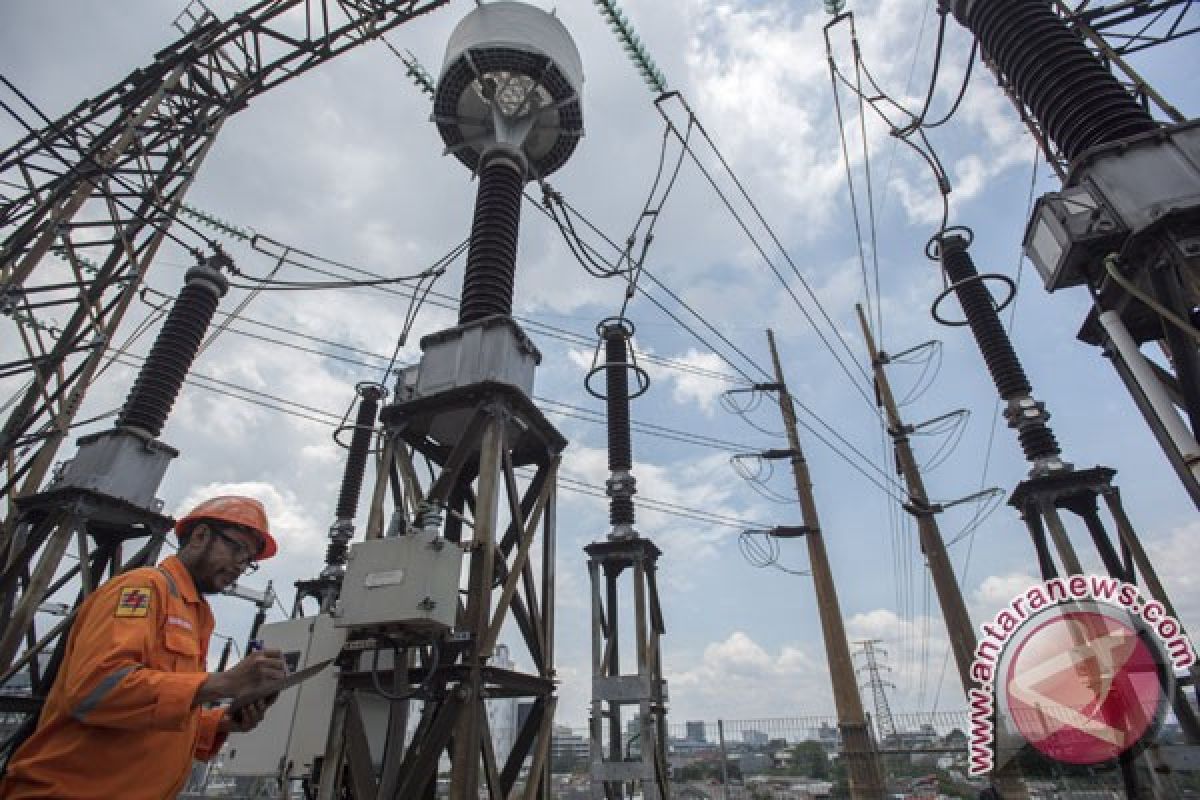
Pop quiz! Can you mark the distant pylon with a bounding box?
[854,640,896,743]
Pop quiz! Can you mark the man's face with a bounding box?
[184,524,261,594]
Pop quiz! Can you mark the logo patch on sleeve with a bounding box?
[115,587,152,618]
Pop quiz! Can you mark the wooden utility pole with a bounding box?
[765,329,885,800]
[855,305,1028,799]
[854,305,977,692]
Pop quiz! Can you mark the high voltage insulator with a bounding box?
[948,0,1157,163]
[179,203,253,241]
[399,49,435,97]
[460,151,525,323]
[824,0,846,15]
[326,382,385,570]
[432,1,584,323]
[930,230,1063,472]
[593,0,668,94]
[116,250,230,439]
[585,317,650,539]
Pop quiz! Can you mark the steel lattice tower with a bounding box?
[0,0,449,508]
[854,640,897,744]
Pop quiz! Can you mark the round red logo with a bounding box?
[1002,607,1168,765]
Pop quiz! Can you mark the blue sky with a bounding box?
[2,0,1198,728]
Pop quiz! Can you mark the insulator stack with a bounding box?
[459,151,526,324]
[116,254,229,438]
[326,383,384,568]
[936,233,1062,466]
[953,0,1157,162]
[604,323,635,529]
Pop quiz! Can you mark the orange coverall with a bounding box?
[1,555,227,799]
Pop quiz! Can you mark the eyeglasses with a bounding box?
[212,528,260,574]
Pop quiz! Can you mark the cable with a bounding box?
[914,409,971,472]
[539,161,910,501]
[654,98,881,413]
[543,186,767,385]
[369,635,439,701]
[128,288,756,455]
[893,341,944,406]
[730,455,797,505]
[852,27,884,349]
[737,530,810,577]
[923,39,978,130]
[189,219,744,387]
[101,348,768,531]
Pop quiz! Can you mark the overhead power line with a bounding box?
[168,215,745,388]
[108,302,759,459]
[99,349,765,532]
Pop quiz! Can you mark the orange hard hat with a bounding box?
[175,495,277,560]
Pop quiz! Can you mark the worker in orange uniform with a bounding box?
[1,496,289,800]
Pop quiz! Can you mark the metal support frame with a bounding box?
[1009,467,1200,745]
[586,537,670,800]
[0,0,450,505]
[312,382,563,800]
[1094,309,1200,509]
[0,488,170,764]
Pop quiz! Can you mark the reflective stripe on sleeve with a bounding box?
[71,664,141,722]
[157,567,179,598]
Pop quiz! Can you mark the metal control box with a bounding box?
[416,315,541,399]
[54,429,177,510]
[222,614,346,778]
[334,535,462,631]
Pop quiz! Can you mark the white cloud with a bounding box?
[654,348,728,414]
[1144,521,1200,633]
[971,571,1041,624]
[668,631,832,719]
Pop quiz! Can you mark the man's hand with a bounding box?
[219,699,269,733]
[195,648,287,706]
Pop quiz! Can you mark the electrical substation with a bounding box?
[1,0,1199,798]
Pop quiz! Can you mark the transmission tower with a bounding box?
[854,640,897,744]
[584,318,671,800]
[0,0,449,508]
[944,0,1200,509]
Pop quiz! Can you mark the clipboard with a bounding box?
[227,657,336,712]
